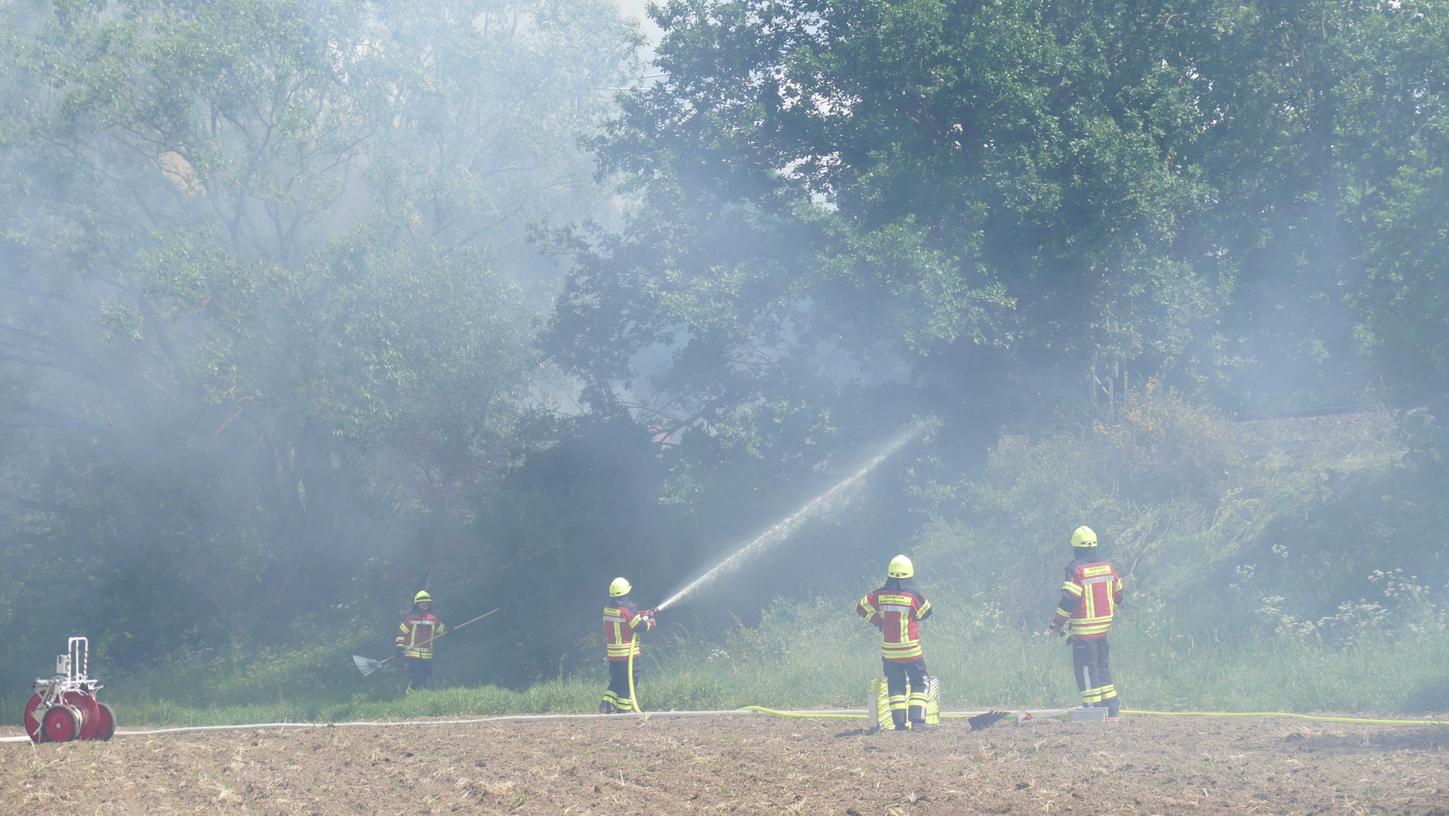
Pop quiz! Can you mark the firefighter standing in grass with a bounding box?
[396,591,446,691]
[857,554,934,730]
[1049,525,1125,719]
[601,577,656,713]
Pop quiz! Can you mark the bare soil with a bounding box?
[3,714,1448,815]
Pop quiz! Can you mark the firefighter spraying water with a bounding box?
[600,576,657,713]
[655,420,932,614]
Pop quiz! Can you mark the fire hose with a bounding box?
[5,706,1447,745]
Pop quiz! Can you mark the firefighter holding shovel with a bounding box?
[396,590,446,691]
[1049,525,1125,720]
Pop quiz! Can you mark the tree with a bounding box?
[0,0,638,683]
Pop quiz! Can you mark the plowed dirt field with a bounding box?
[3,713,1448,815]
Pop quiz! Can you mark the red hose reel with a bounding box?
[22,636,116,743]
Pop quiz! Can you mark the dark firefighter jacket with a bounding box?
[857,578,933,662]
[396,610,446,660]
[603,599,654,662]
[1051,556,1124,639]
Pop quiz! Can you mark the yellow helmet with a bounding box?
[609,577,632,598]
[413,590,432,605]
[887,554,914,579]
[1071,526,1098,548]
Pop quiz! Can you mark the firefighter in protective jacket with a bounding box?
[396,590,446,690]
[857,554,934,730]
[1049,526,1125,719]
[601,577,656,713]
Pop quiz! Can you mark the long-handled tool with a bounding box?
[352,608,499,677]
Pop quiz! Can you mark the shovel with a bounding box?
[353,608,499,677]
[966,710,1011,730]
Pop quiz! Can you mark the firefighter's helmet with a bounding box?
[1071,526,1098,548]
[609,577,632,597]
[887,554,915,579]
[413,590,432,605]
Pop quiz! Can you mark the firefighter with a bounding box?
[601,577,656,713]
[1049,525,1125,719]
[857,554,934,730]
[395,590,446,691]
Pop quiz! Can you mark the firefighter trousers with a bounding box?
[602,659,641,712]
[1070,636,1119,716]
[405,657,432,691]
[883,659,930,729]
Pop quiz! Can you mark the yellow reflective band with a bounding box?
[1061,582,1084,597]
[882,639,922,649]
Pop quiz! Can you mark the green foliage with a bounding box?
[3,0,1449,722]
[0,0,638,693]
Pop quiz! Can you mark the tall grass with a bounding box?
[16,598,1439,727]
[8,391,1444,727]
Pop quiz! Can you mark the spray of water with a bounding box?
[655,419,933,612]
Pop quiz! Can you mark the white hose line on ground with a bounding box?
[0,707,1044,744]
[10,706,1440,744]
[0,709,830,744]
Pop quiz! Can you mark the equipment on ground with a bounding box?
[868,674,938,731]
[609,577,632,598]
[967,710,1011,729]
[1067,706,1109,722]
[353,608,499,677]
[22,636,116,743]
[887,554,914,578]
[1071,525,1098,548]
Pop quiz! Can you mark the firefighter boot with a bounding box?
[908,708,932,730]
[908,689,931,730]
[1103,686,1121,720]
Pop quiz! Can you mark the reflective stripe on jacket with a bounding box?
[604,599,654,662]
[1053,559,1124,639]
[857,580,932,663]
[396,611,447,659]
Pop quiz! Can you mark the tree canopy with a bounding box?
[1,0,1446,696]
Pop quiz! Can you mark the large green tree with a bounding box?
[548,0,1231,507]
